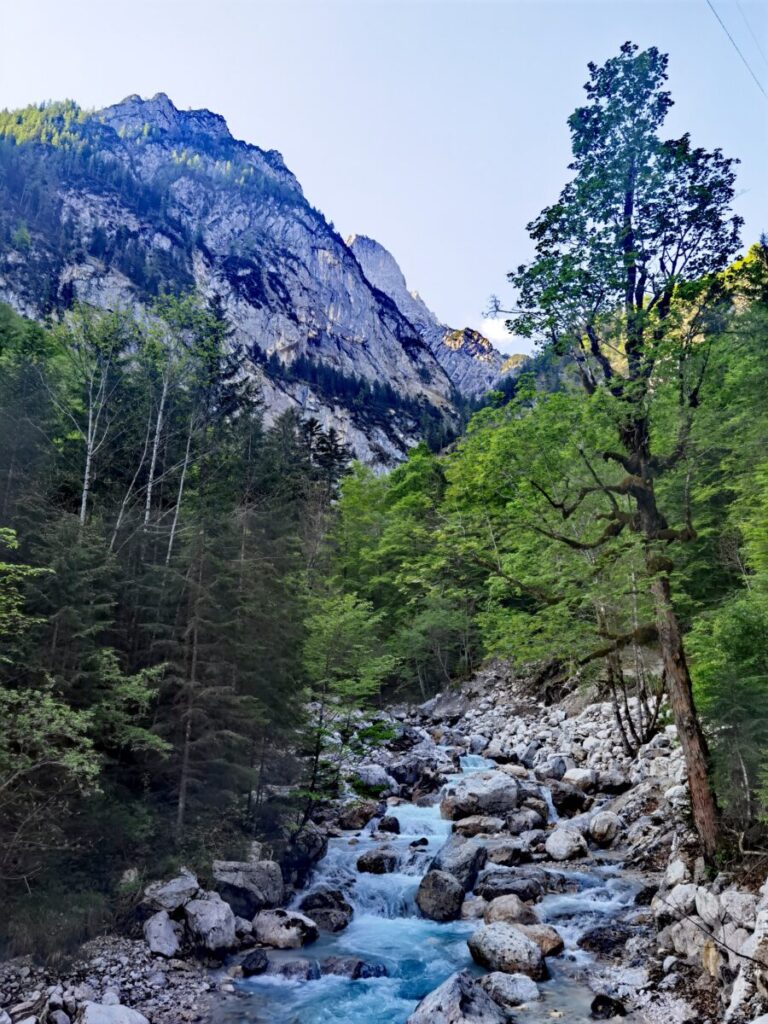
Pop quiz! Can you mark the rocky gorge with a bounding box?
[2,664,766,1024]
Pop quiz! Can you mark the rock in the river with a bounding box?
[265,959,321,981]
[416,870,465,922]
[143,868,199,912]
[184,894,236,952]
[337,800,379,830]
[241,949,270,976]
[142,910,181,957]
[577,923,633,957]
[357,847,398,874]
[479,971,541,1008]
[589,811,620,846]
[431,835,487,890]
[298,886,354,932]
[212,859,284,917]
[515,923,564,956]
[321,957,388,979]
[454,815,505,838]
[440,771,519,820]
[468,922,547,979]
[406,970,507,1024]
[76,1006,149,1024]
[475,868,545,903]
[483,894,539,926]
[280,822,329,887]
[253,908,319,948]
[378,814,401,834]
[544,828,588,861]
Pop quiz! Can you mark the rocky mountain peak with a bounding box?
[100,92,233,143]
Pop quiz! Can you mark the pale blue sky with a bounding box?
[2,0,766,353]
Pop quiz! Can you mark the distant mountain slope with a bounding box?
[348,234,518,397]
[0,93,496,465]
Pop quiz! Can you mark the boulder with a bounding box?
[378,815,400,834]
[253,908,319,948]
[416,870,465,922]
[483,894,539,926]
[454,815,505,838]
[562,767,597,792]
[353,763,398,795]
[545,828,588,861]
[720,889,758,929]
[241,949,269,976]
[357,847,397,874]
[515,923,564,956]
[406,970,506,1024]
[431,835,487,890]
[142,910,181,957]
[143,868,199,912]
[265,959,321,981]
[475,868,545,903]
[485,840,531,867]
[212,859,284,918]
[478,971,541,1009]
[281,823,329,887]
[184,894,236,952]
[468,922,547,979]
[657,916,708,960]
[337,800,379,830]
[76,1007,149,1024]
[694,887,722,928]
[321,957,388,979]
[591,994,627,1018]
[589,811,620,847]
[298,886,353,932]
[664,858,690,886]
[440,771,520,820]
[652,883,697,922]
[547,781,590,816]
[577,923,632,957]
[461,896,488,919]
[506,808,545,835]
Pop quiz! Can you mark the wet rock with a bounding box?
[253,908,319,948]
[416,870,465,922]
[378,815,400,834]
[547,781,590,816]
[410,837,429,848]
[321,957,388,979]
[298,886,353,932]
[337,800,379,830]
[356,847,397,874]
[589,811,620,846]
[478,971,541,1008]
[454,815,505,838]
[406,969,506,1024]
[440,771,520,820]
[184,894,236,952]
[431,835,487,891]
[468,922,547,979]
[281,823,329,887]
[577,923,632,957]
[265,959,321,981]
[241,949,269,976]
[483,894,539,926]
[485,839,532,867]
[475,868,544,903]
[142,911,181,958]
[544,828,588,861]
[590,994,626,1018]
[211,859,284,918]
[143,869,199,913]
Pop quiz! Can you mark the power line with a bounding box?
[736,0,768,70]
[705,0,768,101]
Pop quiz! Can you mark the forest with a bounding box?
[0,42,767,969]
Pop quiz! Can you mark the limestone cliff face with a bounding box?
[0,94,472,465]
[348,234,515,397]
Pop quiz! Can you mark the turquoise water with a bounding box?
[216,756,643,1023]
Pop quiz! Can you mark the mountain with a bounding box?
[0,94,517,463]
[348,234,512,397]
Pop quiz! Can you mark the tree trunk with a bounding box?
[651,574,719,862]
[144,377,168,529]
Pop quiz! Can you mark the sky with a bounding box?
[2,0,766,354]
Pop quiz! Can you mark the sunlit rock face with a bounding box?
[0,93,500,465]
[348,234,516,398]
